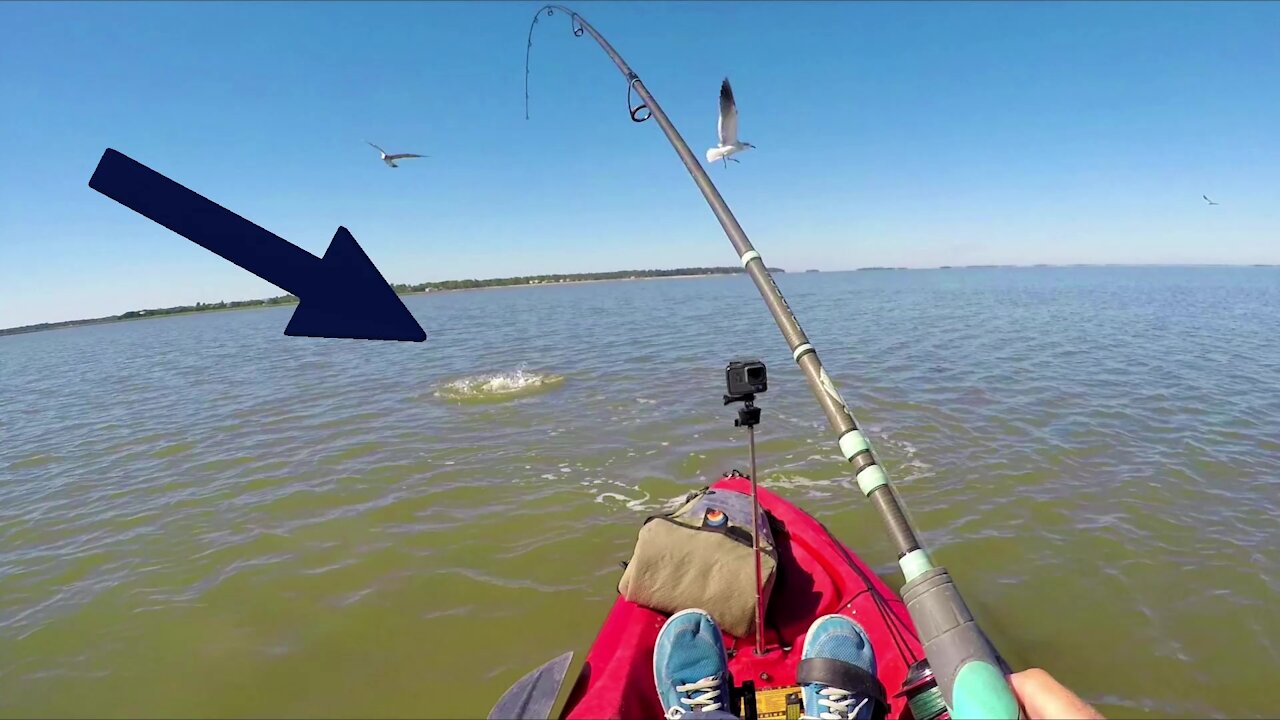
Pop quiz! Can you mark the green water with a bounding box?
[1,268,1276,718]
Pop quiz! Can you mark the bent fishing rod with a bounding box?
[526,6,1021,719]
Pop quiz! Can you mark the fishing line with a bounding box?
[525,5,650,123]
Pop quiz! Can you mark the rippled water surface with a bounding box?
[2,268,1277,718]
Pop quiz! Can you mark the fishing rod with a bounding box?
[526,6,1021,719]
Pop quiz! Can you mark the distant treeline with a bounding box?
[0,266,782,337]
[0,295,303,337]
[119,295,301,319]
[388,266,781,293]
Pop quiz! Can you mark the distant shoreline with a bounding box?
[856,263,1277,271]
[3,263,1274,338]
[424,271,724,294]
[0,266,784,337]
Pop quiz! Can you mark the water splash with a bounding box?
[435,367,565,403]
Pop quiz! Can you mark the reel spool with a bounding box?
[898,659,950,720]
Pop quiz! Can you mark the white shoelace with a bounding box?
[664,674,724,718]
[801,688,870,720]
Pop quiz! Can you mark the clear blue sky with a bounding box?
[2,1,1277,328]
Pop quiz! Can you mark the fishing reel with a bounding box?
[898,659,950,720]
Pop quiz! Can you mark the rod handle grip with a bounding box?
[902,567,1022,720]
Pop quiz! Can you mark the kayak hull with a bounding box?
[562,475,925,719]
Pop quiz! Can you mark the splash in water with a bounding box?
[436,367,565,403]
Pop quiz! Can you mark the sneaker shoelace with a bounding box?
[802,687,870,720]
[664,674,724,718]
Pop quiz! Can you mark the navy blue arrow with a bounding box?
[88,148,426,342]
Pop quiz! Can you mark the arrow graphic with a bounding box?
[88,149,426,342]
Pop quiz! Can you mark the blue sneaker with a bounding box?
[653,609,732,718]
[797,614,882,720]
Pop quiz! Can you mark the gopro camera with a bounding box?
[726,359,767,398]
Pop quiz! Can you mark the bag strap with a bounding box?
[644,514,760,549]
[795,658,887,708]
[640,486,710,526]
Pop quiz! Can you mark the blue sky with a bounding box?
[1,1,1277,328]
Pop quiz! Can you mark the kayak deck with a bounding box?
[562,475,925,719]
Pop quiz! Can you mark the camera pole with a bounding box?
[725,391,765,656]
[527,6,1021,718]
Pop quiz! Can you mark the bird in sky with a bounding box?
[705,78,755,167]
[1203,195,1220,206]
[366,141,427,168]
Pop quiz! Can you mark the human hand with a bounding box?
[1009,668,1105,719]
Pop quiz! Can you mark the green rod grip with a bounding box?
[902,567,1021,720]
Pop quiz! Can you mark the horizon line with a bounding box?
[2,262,1275,336]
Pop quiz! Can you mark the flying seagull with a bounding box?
[705,78,754,167]
[1203,195,1219,206]
[366,141,427,168]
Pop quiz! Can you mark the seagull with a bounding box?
[1203,195,1219,206]
[705,78,754,167]
[366,141,427,168]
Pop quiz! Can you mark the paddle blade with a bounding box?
[488,651,574,720]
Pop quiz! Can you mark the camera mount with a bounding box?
[723,360,767,655]
[723,392,761,428]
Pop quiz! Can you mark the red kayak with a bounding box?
[562,474,926,719]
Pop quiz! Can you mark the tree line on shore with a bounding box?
[1,266,782,336]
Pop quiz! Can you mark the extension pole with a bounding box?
[747,423,765,656]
